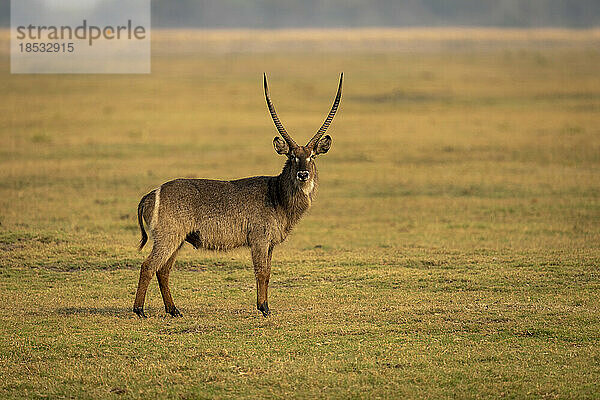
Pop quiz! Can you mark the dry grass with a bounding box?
[0,30,599,399]
[4,27,598,54]
[151,27,600,53]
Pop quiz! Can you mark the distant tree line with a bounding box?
[1,0,599,28]
[151,0,600,28]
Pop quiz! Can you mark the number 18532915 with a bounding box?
[19,42,74,53]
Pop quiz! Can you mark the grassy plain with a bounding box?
[0,29,599,398]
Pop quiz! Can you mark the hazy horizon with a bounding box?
[1,0,599,28]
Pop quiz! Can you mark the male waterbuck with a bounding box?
[134,73,342,318]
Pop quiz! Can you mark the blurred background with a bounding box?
[1,0,600,27]
[1,0,598,278]
[0,1,599,397]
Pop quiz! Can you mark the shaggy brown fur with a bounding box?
[133,74,342,317]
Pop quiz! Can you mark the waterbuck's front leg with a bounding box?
[251,243,272,317]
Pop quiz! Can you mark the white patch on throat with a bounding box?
[302,179,315,196]
[151,186,161,230]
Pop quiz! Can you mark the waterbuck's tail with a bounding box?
[137,193,150,251]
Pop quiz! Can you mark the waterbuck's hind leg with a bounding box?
[252,243,273,317]
[157,247,182,317]
[133,258,154,318]
[133,240,181,318]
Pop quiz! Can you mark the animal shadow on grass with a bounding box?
[57,307,131,318]
[56,306,269,319]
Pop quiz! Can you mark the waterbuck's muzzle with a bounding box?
[297,171,310,181]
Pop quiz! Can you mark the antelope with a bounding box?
[133,73,343,318]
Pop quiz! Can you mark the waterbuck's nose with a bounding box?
[297,171,309,181]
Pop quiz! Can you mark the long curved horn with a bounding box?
[307,73,343,148]
[264,73,297,148]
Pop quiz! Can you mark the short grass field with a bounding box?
[1,29,599,398]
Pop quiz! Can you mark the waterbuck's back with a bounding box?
[143,177,280,251]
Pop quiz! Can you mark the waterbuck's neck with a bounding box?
[273,159,317,227]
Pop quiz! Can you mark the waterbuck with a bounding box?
[134,73,343,318]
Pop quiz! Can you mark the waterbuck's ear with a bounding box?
[315,135,332,155]
[273,137,289,155]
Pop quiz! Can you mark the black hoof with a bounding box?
[133,306,147,318]
[166,307,183,317]
[257,302,271,317]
